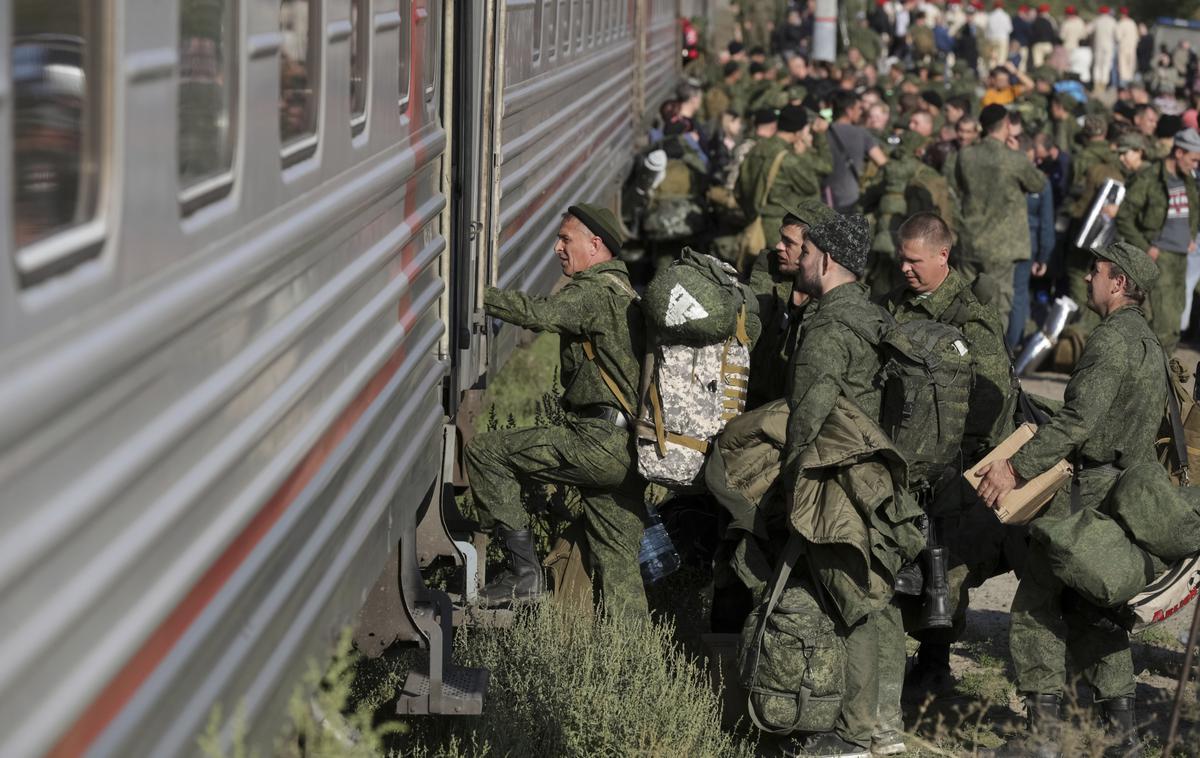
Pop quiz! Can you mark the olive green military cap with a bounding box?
[1094,241,1159,292]
[1031,65,1057,84]
[782,199,837,228]
[568,202,623,254]
[1116,133,1146,154]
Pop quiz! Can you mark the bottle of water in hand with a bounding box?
[639,504,680,584]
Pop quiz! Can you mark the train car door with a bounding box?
[445,0,499,413]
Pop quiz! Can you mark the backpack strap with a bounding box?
[760,148,790,209]
[580,269,641,419]
[744,532,808,735]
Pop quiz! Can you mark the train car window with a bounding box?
[572,0,582,50]
[12,0,103,279]
[532,0,542,63]
[421,2,436,103]
[557,0,568,55]
[179,0,237,213]
[279,0,319,161]
[542,0,556,60]
[398,0,411,113]
[350,0,367,134]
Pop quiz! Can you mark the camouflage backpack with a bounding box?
[642,138,709,241]
[739,535,846,735]
[850,311,974,487]
[636,249,754,488]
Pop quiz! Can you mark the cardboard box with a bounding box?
[964,423,1072,525]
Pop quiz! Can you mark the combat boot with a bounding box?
[902,642,955,703]
[892,559,923,596]
[1099,696,1143,758]
[480,528,545,607]
[780,731,869,757]
[915,546,952,629]
[981,693,1064,758]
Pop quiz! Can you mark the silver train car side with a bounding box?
[0,0,694,755]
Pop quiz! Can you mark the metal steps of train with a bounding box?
[396,664,490,716]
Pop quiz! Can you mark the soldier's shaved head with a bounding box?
[897,212,954,252]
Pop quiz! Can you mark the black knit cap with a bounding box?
[806,213,871,277]
[979,103,1008,134]
[754,107,779,125]
[723,61,740,77]
[777,104,808,132]
[568,203,622,255]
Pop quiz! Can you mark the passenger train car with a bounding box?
[0,0,705,755]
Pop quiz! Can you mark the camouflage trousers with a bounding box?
[842,601,906,747]
[1151,250,1187,354]
[463,417,648,617]
[1010,469,1135,700]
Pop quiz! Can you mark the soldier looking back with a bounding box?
[463,204,648,617]
[976,242,1166,757]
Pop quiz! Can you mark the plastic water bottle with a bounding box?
[639,505,680,584]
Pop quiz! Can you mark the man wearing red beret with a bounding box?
[1060,5,1086,54]
[1092,4,1117,90]
[1116,5,1139,85]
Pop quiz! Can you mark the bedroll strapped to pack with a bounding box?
[739,534,846,735]
[636,250,753,488]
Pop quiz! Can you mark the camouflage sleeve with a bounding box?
[1115,173,1152,251]
[785,325,852,465]
[484,282,594,335]
[809,130,834,177]
[1016,153,1047,193]
[962,309,1015,461]
[778,152,821,200]
[1010,324,1129,478]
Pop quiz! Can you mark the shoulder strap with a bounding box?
[577,270,639,418]
[827,126,861,182]
[744,532,806,735]
[763,148,790,202]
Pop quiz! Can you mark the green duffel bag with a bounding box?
[1032,508,1162,608]
[1105,463,1200,562]
[739,536,845,735]
[643,248,746,345]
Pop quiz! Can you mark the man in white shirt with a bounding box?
[986,0,1013,69]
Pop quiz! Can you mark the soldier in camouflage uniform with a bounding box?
[976,242,1165,757]
[879,212,1024,701]
[781,214,908,758]
[946,104,1047,325]
[745,200,836,409]
[463,204,648,617]
[1115,128,1200,354]
[735,105,832,258]
[860,132,928,298]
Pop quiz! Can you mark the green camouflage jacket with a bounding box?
[1115,161,1200,253]
[1011,305,1165,480]
[1068,140,1121,220]
[746,252,806,409]
[484,260,642,414]
[785,282,886,468]
[882,268,1015,464]
[735,133,831,248]
[947,137,1046,263]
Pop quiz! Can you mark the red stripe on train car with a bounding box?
[47,339,413,758]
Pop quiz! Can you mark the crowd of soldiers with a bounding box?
[458,2,1200,757]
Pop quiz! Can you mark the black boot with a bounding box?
[916,546,952,629]
[981,693,1064,758]
[902,642,954,703]
[893,559,923,596]
[480,528,545,607]
[1099,696,1143,758]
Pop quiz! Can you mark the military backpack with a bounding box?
[634,249,755,489]
[739,534,846,735]
[850,312,974,487]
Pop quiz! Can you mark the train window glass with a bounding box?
[350,0,367,133]
[572,0,582,50]
[398,0,411,113]
[279,0,319,157]
[532,0,542,62]
[421,3,436,103]
[558,0,568,55]
[178,0,237,211]
[542,0,555,60]
[12,0,102,257]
